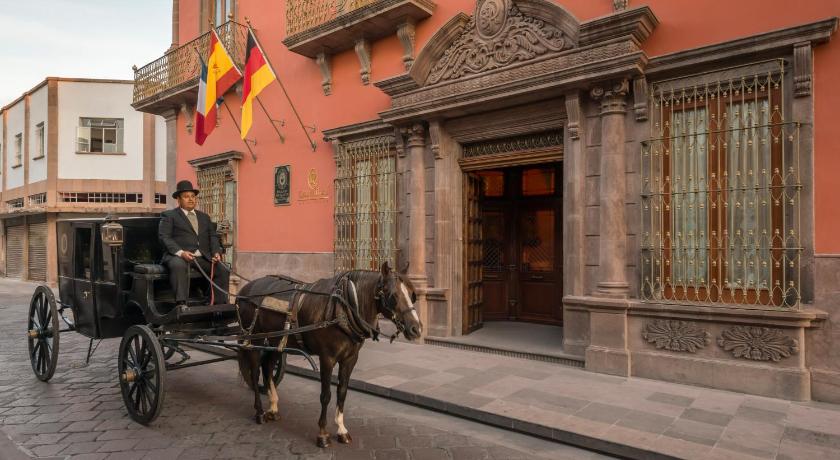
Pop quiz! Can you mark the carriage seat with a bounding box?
[133,263,205,278]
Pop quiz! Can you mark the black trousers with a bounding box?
[165,256,230,304]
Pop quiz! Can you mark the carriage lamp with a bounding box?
[102,216,124,247]
[217,220,233,248]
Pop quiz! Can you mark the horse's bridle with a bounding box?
[374,282,417,339]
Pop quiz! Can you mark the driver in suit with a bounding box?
[158,180,230,305]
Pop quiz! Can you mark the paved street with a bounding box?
[0,279,608,460]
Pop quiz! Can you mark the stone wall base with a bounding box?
[234,252,334,284]
[810,367,840,403]
[586,346,631,377]
[632,351,812,401]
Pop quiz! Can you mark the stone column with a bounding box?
[168,0,180,52]
[591,80,630,298]
[162,109,179,209]
[403,123,429,337]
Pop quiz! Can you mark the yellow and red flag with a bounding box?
[195,29,241,145]
[240,28,277,139]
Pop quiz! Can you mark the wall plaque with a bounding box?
[274,165,291,206]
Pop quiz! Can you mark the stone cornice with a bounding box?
[579,6,659,47]
[647,17,839,78]
[322,119,395,143]
[378,39,645,123]
[629,301,827,329]
[187,151,243,168]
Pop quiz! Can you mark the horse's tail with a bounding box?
[236,348,255,389]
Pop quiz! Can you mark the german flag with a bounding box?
[240,28,276,139]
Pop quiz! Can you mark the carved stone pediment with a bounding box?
[419,0,579,86]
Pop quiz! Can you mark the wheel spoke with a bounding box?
[140,345,151,368]
[37,345,46,374]
[133,383,142,412]
[142,379,156,406]
[139,383,149,414]
[126,338,138,367]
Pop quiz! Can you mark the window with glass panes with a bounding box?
[77,118,124,153]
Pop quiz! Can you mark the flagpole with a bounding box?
[255,95,285,143]
[222,99,258,162]
[246,19,317,152]
[193,46,257,162]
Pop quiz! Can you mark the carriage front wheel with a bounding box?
[28,286,60,381]
[118,325,166,425]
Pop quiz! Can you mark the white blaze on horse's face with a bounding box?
[400,282,420,325]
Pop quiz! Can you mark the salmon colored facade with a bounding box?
[134,0,840,403]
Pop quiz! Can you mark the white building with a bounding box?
[0,78,167,283]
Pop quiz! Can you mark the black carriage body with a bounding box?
[57,217,163,339]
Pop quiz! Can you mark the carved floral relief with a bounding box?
[717,326,799,362]
[642,320,711,353]
[427,0,570,85]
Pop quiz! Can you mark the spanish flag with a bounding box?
[195,29,241,145]
[240,28,277,139]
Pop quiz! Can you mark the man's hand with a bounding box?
[180,251,196,262]
[211,253,222,263]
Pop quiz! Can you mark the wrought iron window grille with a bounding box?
[334,135,397,272]
[641,59,803,309]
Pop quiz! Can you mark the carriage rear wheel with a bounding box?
[28,286,60,382]
[118,325,166,425]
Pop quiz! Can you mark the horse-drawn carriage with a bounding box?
[26,216,423,446]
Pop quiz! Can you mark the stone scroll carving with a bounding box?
[427,0,571,85]
[642,320,711,353]
[717,326,799,362]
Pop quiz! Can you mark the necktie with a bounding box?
[187,211,199,234]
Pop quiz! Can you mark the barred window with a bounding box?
[641,60,801,308]
[59,192,143,203]
[196,164,235,263]
[6,198,24,211]
[28,193,47,205]
[335,136,397,271]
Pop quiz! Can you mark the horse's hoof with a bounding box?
[265,411,279,422]
[337,433,352,444]
[255,413,265,424]
[316,435,331,448]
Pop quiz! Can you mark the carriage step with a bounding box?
[154,303,237,325]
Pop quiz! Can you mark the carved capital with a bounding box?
[316,52,332,96]
[794,42,812,97]
[613,0,629,11]
[401,123,426,148]
[564,92,582,140]
[397,21,416,71]
[354,38,372,85]
[717,326,799,362]
[428,120,442,159]
[394,127,407,158]
[633,76,648,121]
[591,79,629,116]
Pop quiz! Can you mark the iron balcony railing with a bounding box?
[286,0,377,37]
[133,21,248,106]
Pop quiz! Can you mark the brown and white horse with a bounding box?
[235,262,423,447]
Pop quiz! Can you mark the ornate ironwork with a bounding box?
[133,21,248,106]
[641,60,802,309]
[717,326,799,361]
[286,0,377,37]
[196,164,236,263]
[334,135,397,271]
[642,320,710,353]
[463,130,563,159]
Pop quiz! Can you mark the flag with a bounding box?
[240,28,277,139]
[194,58,215,145]
[195,29,241,145]
[207,28,242,99]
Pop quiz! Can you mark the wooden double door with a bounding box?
[479,164,563,325]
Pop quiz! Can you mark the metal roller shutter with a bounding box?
[28,222,48,281]
[6,225,25,278]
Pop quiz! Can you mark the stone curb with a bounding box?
[285,364,681,460]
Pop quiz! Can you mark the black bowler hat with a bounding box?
[172,180,200,199]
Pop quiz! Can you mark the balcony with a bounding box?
[133,21,248,115]
[283,0,435,58]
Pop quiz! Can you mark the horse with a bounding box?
[234,261,423,447]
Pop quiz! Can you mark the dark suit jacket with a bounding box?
[158,208,222,262]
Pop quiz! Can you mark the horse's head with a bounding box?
[374,262,423,341]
